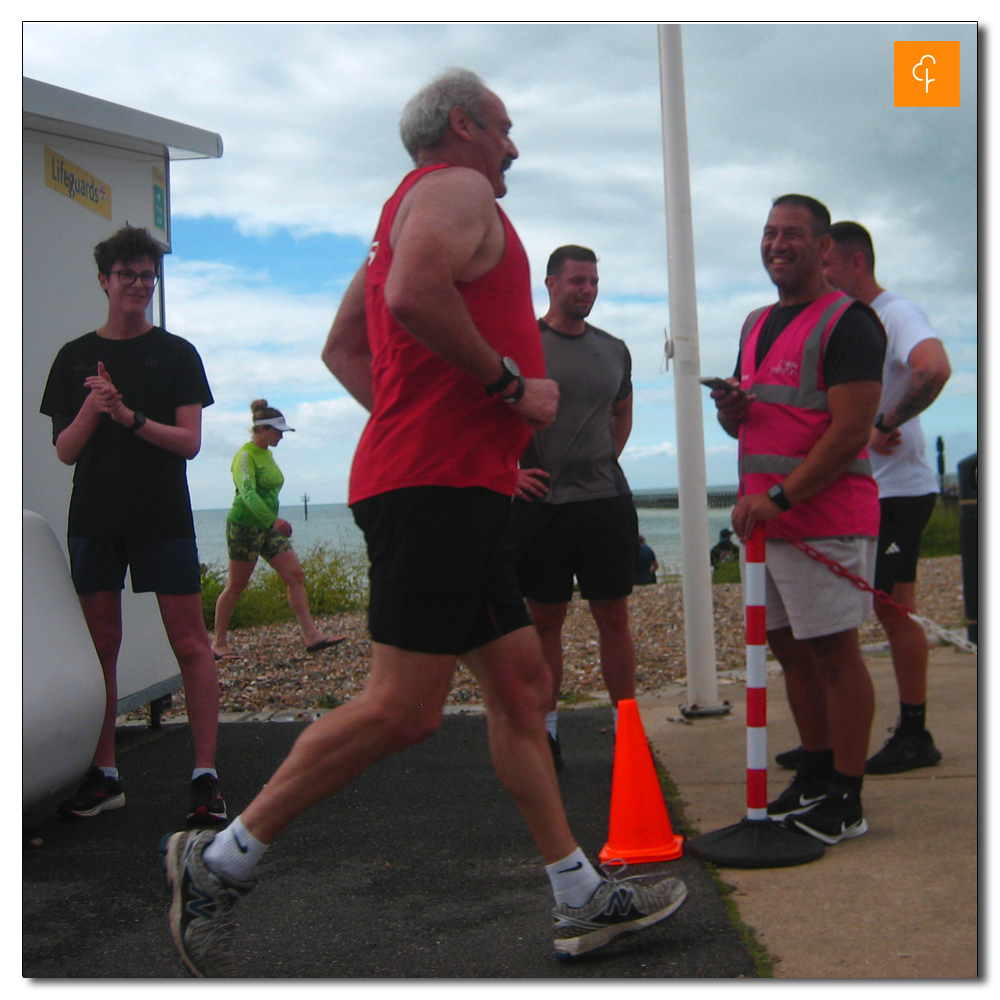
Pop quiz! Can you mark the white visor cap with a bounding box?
[254,416,295,432]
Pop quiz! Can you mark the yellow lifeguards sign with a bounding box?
[44,147,112,219]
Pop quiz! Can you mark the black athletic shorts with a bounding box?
[67,536,202,596]
[351,486,531,657]
[874,493,938,593]
[510,494,638,604]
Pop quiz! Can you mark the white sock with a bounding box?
[545,847,603,908]
[191,768,218,781]
[545,710,559,739]
[202,815,269,883]
[98,767,119,780]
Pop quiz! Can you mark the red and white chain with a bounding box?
[769,523,978,655]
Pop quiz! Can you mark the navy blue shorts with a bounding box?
[67,537,202,596]
[351,486,531,657]
[874,493,938,592]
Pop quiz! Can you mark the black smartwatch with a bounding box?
[767,483,792,511]
[485,356,521,397]
[130,411,147,432]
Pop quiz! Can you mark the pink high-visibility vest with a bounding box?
[738,291,881,540]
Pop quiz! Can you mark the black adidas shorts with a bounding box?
[874,493,938,592]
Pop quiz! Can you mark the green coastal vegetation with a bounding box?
[200,542,368,630]
[199,503,963,628]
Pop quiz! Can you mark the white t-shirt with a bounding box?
[869,290,941,498]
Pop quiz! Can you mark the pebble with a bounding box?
[139,556,967,721]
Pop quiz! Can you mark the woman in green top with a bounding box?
[211,399,343,659]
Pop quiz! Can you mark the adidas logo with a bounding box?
[884,542,901,555]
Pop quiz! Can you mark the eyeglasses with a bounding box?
[111,269,158,287]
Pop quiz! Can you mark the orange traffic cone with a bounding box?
[599,698,684,865]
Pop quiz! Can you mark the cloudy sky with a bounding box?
[22,21,979,511]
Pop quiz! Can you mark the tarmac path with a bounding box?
[23,707,758,979]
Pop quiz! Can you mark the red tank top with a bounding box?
[348,166,545,505]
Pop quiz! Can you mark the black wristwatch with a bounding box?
[767,483,793,511]
[874,413,890,433]
[485,356,521,397]
[129,411,147,432]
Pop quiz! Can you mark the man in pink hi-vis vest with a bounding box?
[710,194,886,847]
[158,69,687,977]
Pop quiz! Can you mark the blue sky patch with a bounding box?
[169,216,367,294]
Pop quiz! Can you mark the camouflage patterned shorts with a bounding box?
[225,520,293,564]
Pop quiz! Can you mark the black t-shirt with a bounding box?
[39,327,214,539]
[733,300,886,385]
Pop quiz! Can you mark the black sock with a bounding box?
[799,748,835,782]
[899,701,926,734]
[833,770,863,797]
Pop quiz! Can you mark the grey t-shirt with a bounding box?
[520,319,632,504]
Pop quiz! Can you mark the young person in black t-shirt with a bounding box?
[40,225,225,825]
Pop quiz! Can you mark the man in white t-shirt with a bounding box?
[821,221,952,774]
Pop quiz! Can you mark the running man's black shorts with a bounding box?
[351,486,531,656]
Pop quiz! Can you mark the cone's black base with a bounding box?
[687,817,825,868]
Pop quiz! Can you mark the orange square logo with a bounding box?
[894,41,960,107]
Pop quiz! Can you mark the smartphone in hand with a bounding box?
[700,377,745,395]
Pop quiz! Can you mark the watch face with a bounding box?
[503,356,521,378]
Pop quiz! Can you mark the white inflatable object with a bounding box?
[23,510,105,811]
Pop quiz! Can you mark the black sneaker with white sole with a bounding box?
[58,766,125,818]
[789,785,868,845]
[865,728,942,774]
[766,771,829,821]
[188,774,228,825]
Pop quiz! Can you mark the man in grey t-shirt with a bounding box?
[510,245,638,770]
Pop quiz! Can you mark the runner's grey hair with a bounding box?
[399,68,489,163]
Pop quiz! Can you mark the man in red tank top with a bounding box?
[711,195,885,847]
[160,69,687,976]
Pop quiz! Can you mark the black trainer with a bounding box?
[865,728,942,774]
[549,734,565,773]
[766,771,829,821]
[789,784,868,844]
[59,766,126,818]
[774,746,803,770]
[188,774,228,825]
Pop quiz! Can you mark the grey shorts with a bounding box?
[752,536,878,640]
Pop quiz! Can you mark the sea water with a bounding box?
[192,500,738,578]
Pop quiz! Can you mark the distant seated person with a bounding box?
[635,534,658,584]
[211,399,344,660]
[710,528,739,566]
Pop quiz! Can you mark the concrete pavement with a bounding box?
[640,642,979,978]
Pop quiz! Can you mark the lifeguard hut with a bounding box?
[22,77,223,809]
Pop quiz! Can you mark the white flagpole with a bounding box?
[657,24,727,716]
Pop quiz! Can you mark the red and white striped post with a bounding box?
[744,524,768,821]
[686,521,824,866]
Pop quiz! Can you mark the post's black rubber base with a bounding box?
[687,817,825,868]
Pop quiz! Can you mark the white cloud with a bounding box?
[22,21,979,503]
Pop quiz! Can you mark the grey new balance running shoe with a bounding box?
[159,829,255,977]
[553,872,688,958]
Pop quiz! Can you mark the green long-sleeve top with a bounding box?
[227,442,284,530]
